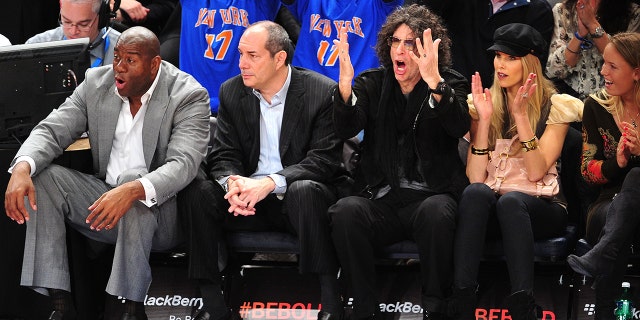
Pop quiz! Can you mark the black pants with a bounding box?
[454,183,567,293]
[179,169,339,283]
[329,188,457,317]
[587,168,640,319]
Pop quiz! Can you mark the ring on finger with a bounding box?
[521,92,528,98]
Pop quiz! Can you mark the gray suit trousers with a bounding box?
[20,164,180,302]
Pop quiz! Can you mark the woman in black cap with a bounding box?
[451,23,583,320]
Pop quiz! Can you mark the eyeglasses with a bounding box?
[387,36,416,51]
[59,14,98,32]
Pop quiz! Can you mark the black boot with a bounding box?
[423,310,446,320]
[448,287,477,320]
[505,291,536,320]
[569,168,640,278]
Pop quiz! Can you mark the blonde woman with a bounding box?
[451,23,583,320]
[567,32,640,320]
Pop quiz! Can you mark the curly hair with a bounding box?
[375,4,452,69]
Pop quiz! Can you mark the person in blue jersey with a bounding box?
[27,0,121,68]
[179,0,281,114]
[282,0,402,82]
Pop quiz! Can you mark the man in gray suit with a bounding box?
[179,21,345,320]
[4,26,210,320]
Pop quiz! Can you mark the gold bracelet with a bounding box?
[471,145,489,155]
[520,136,538,152]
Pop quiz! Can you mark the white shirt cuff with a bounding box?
[428,94,437,109]
[137,177,157,207]
[8,156,36,176]
[217,176,230,191]
[351,92,358,106]
[268,173,287,195]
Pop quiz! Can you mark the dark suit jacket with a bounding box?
[206,66,344,187]
[333,67,470,199]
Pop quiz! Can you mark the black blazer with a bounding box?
[206,66,344,186]
[333,67,470,198]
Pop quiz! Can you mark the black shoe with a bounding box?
[318,310,343,320]
[567,254,596,277]
[423,310,447,320]
[120,313,137,320]
[193,310,211,320]
[448,287,478,320]
[194,308,231,320]
[505,291,536,320]
[48,310,64,320]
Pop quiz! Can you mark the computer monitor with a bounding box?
[0,38,90,145]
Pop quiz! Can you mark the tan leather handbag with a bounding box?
[484,135,559,198]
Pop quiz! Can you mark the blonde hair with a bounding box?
[485,54,557,147]
[590,32,640,118]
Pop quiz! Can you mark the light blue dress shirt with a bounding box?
[248,66,293,195]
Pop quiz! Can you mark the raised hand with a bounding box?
[618,122,640,168]
[510,73,537,117]
[409,28,442,90]
[471,72,493,122]
[576,0,598,32]
[333,26,354,103]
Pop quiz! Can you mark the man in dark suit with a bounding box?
[4,27,210,319]
[179,20,345,320]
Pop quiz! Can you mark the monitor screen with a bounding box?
[0,38,90,146]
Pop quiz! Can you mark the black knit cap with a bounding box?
[487,23,547,58]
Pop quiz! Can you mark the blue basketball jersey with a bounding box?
[285,0,402,82]
[180,0,280,113]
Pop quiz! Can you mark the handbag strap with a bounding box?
[491,134,521,192]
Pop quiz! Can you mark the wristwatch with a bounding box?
[591,26,605,38]
[430,78,448,95]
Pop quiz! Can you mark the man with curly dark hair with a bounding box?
[330,5,470,320]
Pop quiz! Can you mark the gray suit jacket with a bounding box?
[207,66,343,186]
[13,60,211,206]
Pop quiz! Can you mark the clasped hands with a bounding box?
[575,0,598,37]
[617,122,640,168]
[224,175,275,216]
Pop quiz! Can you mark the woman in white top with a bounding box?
[546,0,640,100]
[452,23,583,320]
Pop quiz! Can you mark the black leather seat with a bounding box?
[217,117,581,264]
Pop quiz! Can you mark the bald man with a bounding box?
[5,26,210,320]
[179,21,345,320]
